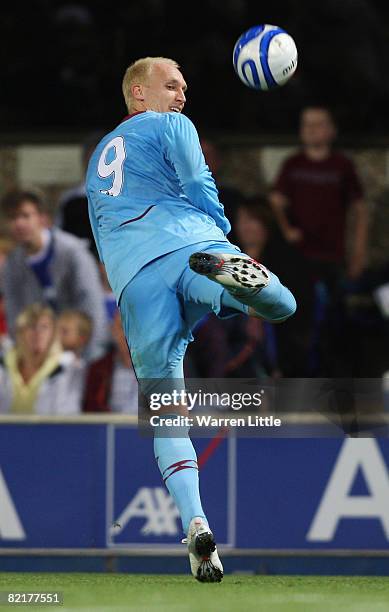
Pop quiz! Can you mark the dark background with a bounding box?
[2,0,389,138]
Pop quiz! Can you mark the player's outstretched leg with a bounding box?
[189,252,296,322]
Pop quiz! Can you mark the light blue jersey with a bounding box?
[86,110,231,300]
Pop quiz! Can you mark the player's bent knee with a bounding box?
[250,284,296,322]
[267,288,297,322]
[250,272,297,322]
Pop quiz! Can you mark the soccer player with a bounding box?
[86,57,296,582]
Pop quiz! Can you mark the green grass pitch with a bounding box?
[1,574,389,611]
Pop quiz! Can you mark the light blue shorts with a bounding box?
[119,240,248,390]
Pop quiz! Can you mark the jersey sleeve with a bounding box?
[161,113,231,235]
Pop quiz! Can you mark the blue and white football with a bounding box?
[233,24,298,90]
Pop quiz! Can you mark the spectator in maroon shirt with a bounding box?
[269,107,369,376]
[83,309,137,412]
[269,106,368,279]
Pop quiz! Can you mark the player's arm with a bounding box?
[87,196,104,263]
[162,113,231,235]
[268,190,303,244]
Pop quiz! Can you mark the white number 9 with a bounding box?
[97,136,126,196]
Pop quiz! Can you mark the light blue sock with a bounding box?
[224,270,297,322]
[153,416,207,535]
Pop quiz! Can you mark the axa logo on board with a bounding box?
[110,487,180,537]
[0,468,25,540]
[2,439,389,543]
[307,438,389,541]
[112,440,389,542]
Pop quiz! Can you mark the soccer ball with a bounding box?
[233,24,298,90]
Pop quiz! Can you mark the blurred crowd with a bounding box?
[1,105,389,415]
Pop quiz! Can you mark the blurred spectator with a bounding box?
[234,197,273,262]
[1,189,108,360]
[0,304,84,414]
[55,131,104,258]
[269,107,369,376]
[188,311,278,380]
[231,198,283,377]
[270,106,368,278]
[335,259,389,377]
[57,309,93,360]
[237,197,316,377]
[0,237,14,352]
[83,310,138,413]
[187,197,281,379]
[200,138,244,244]
[98,262,118,325]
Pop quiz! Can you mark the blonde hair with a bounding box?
[122,56,180,113]
[15,303,60,360]
[58,309,93,340]
[15,303,56,333]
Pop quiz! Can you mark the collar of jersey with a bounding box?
[121,111,146,122]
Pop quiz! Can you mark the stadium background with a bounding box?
[1,0,389,596]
